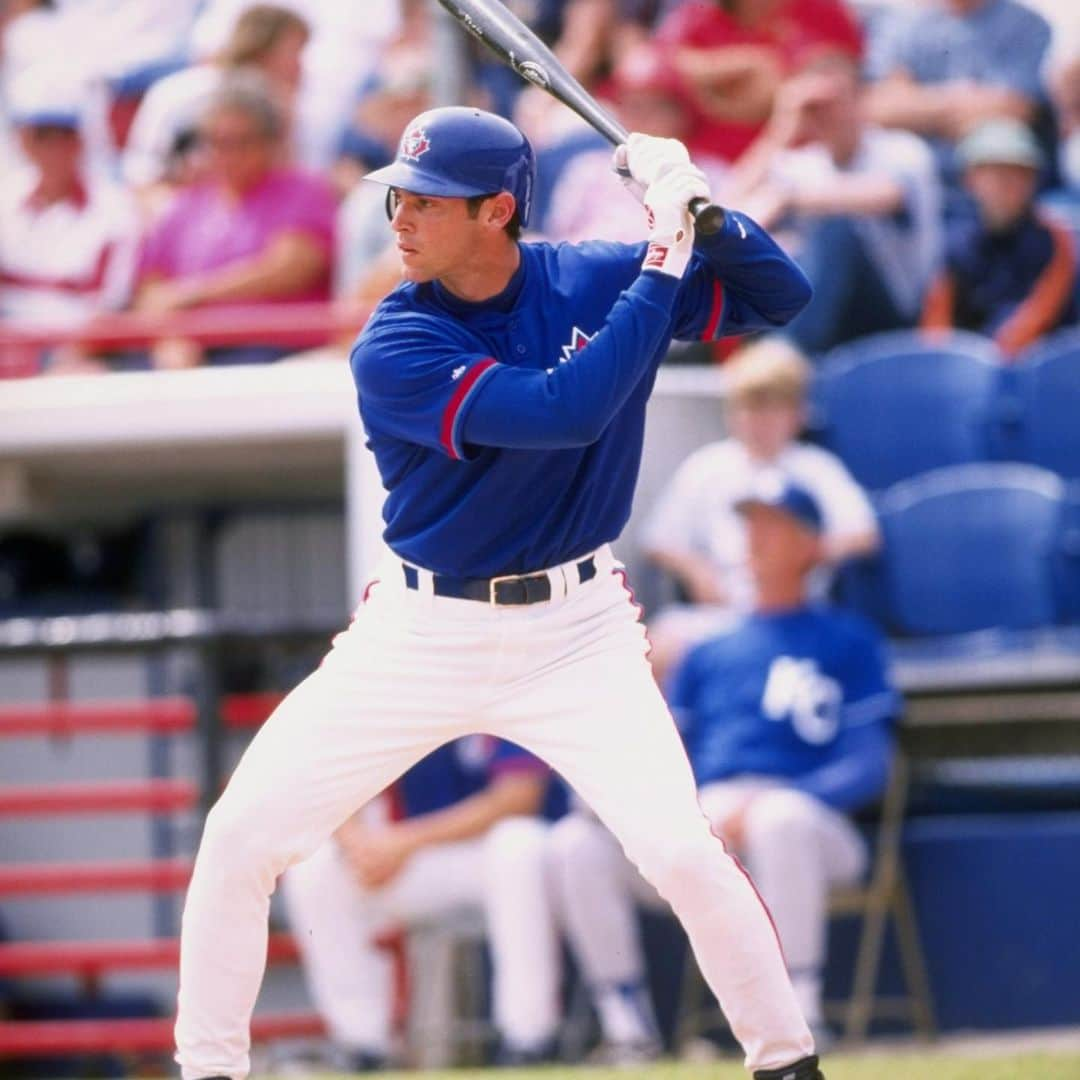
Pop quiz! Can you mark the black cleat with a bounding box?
[493,1037,557,1067]
[753,1054,825,1080]
[345,1050,389,1072]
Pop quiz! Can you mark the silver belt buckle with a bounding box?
[488,572,520,605]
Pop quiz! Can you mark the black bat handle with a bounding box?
[689,197,726,236]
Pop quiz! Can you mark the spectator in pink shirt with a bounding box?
[135,73,336,367]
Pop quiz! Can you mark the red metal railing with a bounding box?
[0,779,197,816]
[0,1013,327,1056]
[0,691,338,1056]
[0,933,301,977]
[0,301,370,377]
[0,858,193,896]
[0,698,196,738]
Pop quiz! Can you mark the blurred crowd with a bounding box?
[1,0,1078,373]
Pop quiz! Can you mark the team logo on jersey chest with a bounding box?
[400,125,430,162]
[559,326,595,364]
[545,326,596,373]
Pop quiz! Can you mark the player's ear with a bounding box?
[483,192,517,231]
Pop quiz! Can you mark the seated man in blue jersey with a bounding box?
[548,477,897,1056]
[284,736,561,1069]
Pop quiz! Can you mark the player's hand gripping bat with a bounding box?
[435,0,727,235]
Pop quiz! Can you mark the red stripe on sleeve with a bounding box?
[701,279,724,341]
[439,357,497,459]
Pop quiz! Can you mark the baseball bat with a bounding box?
[435,0,726,236]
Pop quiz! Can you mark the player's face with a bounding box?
[387,188,492,283]
[744,505,820,587]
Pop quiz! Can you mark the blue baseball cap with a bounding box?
[734,476,824,533]
[13,108,80,130]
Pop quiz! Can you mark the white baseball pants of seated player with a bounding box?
[548,781,867,1030]
[281,815,558,1057]
[174,544,814,1079]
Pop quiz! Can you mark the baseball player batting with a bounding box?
[174,107,820,1080]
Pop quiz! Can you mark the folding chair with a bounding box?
[674,753,935,1049]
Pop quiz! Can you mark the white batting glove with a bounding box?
[642,162,710,279]
[624,132,691,188]
[612,143,646,203]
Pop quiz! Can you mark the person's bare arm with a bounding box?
[789,173,906,218]
[724,73,906,224]
[553,0,617,84]
[673,44,782,124]
[335,771,546,888]
[921,271,956,331]
[389,770,544,850]
[643,546,727,605]
[135,231,329,312]
[864,72,1037,141]
[820,528,880,566]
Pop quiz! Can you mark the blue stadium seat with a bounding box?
[1059,485,1080,623]
[810,330,1003,492]
[868,463,1068,635]
[1003,330,1080,480]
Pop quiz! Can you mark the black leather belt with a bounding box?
[403,555,597,605]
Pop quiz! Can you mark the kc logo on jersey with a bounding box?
[762,657,842,745]
[400,125,431,162]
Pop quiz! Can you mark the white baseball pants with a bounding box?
[549,782,867,1031]
[174,545,813,1078]
[281,816,558,1055]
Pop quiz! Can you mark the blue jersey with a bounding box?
[668,606,898,812]
[398,735,557,819]
[351,213,810,577]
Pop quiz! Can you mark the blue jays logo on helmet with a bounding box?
[400,125,430,162]
[364,106,536,227]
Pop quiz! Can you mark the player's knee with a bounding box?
[638,833,723,909]
[485,815,548,867]
[744,789,818,848]
[199,795,286,879]
[546,812,608,876]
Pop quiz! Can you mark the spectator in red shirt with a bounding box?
[654,0,863,162]
[135,73,336,368]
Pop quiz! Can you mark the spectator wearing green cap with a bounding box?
[922,118,1077,355]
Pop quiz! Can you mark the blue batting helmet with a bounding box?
[364,106,535,227]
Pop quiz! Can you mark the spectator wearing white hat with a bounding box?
[0,87,138,370]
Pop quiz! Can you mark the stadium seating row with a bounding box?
[810,328,1080,491]
[840,462,1080,638]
